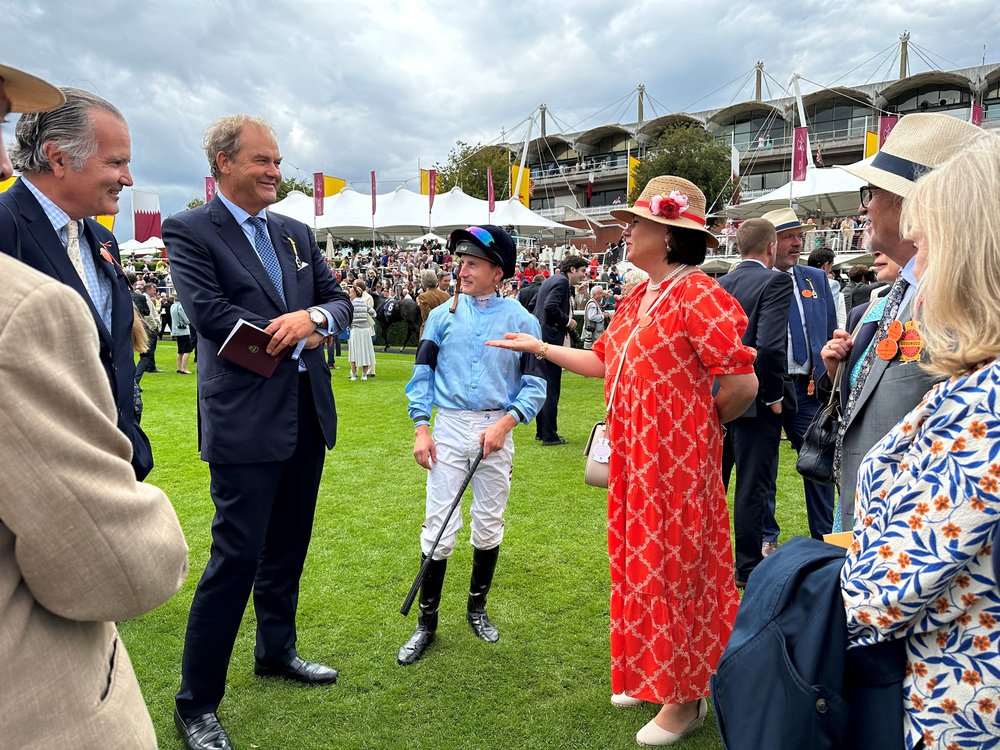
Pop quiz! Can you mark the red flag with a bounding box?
[487,167,495,212]
[313,172,324,216]
[792,127,809,182]
[730,145,741,205]
[972,104,984,126]
[132,189,162,242]
[370,171,376,215]
[205,177,216,203]
[878,116,899,147]
[429,169,436,211]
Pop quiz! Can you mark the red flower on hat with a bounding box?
[649,190,689,220]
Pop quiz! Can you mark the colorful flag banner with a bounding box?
[429,169,437,212]
[510,164,531,207]
[205,177,216,203]
[730,145,741,205]
[94,215,115,231]
[419,169,431,195]
[791,127,809,182]
[864,130,879,158]
[0,176,15,193]
[370,171,376,215]
[627,156,640,203]
[324,175,347,197]
[878,116,899,148]
[313,172,324,216]
[132,189,161,242]
[972,104,984,126]
[487,167,495,213]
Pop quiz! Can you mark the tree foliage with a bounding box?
[434,141,513,200]
[276,177,314,202]
[630,125,733,211]
[186,197,205,210]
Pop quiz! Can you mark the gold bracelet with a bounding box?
[535,342,549,360]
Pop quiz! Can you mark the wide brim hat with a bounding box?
[761,207,805,234]
[611,175,719,248]
[0,63,64,113]
[838,112,989,198]
[448,224,517,280]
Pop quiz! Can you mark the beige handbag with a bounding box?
[582,270,691,488]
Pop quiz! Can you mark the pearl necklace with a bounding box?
[647,264,687,292]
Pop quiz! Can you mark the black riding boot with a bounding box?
[397,555,447,665]
[467,545,500,643]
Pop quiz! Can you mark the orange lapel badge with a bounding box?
[898,320,923,362]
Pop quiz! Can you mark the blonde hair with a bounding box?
[736,218,776,258]
[131,303,149,353]
[901,135,1000,377]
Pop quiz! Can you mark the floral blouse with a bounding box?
[842,360,1000,750]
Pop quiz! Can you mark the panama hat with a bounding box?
[0,62,64,113]
[838,113,989,198]
[761,207,804,234]
[611,175,719,248]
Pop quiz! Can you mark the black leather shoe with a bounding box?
[467,609,500,642]
[174,709,233,750]
[254,656,338,685]
[398,614,437,665]
[541,436,568,446]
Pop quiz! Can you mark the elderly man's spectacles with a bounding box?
[860,185,880,208]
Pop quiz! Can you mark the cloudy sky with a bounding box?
[4,0,999,239]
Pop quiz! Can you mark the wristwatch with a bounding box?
[308,307,325,328]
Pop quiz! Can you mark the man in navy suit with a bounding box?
[165,115,352,750]
[532,255,588,445]
[762,208,837,540]
[719,218,792,585]
[0,87,153,480]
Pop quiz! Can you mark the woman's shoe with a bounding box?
[635,699,707,747]
[349,375,357,381]
[611,693,644,708]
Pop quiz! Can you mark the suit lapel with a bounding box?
[210,198,286,311]
[852,293,916,414]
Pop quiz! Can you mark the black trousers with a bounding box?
[535,358,562,441]
[723,408,782,581]
[134,331,158,382]
[175,376,326,717]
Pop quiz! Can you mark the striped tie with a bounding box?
[247,216,285,305]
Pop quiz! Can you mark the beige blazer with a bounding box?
[0,255,188,749]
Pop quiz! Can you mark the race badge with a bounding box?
[877,319,904,361]
[898,320,923,362]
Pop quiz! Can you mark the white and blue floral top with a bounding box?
[842,359,1000,750]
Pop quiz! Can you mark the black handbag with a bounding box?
[795,362,845,486]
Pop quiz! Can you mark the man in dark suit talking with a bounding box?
[165,115,352,750]
[719,218,792,585]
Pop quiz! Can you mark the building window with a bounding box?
[888,84,970,114]
[808,99,873,141]
[716,110,786,149]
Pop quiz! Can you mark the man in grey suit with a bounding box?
[821,113,991,530]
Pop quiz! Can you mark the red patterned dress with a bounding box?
[592,272,754,703]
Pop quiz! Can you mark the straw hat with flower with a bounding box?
[611,175,719,248]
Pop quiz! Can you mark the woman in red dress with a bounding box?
[490,176,756,746]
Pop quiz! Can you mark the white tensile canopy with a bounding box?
[406,232,447,245]
[269,185,584,238]
[724,163,868,220]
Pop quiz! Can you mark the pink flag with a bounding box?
[370,171,376,215]
[205,177,216,203]
[878,116,899,147]
[487,167,495,213]
[313,172,325,216]
[972,104,984,126]
[429,169,436,212]
[132,189,162,242]
[791,127,809,182]
[730,145,741,205]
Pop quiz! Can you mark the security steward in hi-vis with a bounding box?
[400,225,546,665]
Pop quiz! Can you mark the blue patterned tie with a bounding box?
[787,271,808,366]
[247,216,285,305]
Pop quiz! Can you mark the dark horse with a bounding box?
[372,293,421,351]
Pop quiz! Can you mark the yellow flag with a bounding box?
[0,176,15,193]
[94,215,116,231]
[324,175,346,197]
[864,131,878,159]
[510,165,531,207]
[419,169,430,195]
[628,156,641,201]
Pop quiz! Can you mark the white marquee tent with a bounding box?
[724,163,868,220]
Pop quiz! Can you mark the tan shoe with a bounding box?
[761,541,779,558]
[636,699,707,746]
[611,693,644,708]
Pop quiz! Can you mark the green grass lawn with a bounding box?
[127,341,811,749]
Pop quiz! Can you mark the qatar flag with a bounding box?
[132,189,161,242]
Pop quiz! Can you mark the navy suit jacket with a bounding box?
[0,179,153,479]
[163,197,352,465]
[533,272,571,344]
[791,264,838,387]
[718,260,792,417]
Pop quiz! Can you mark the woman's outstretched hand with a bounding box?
[486,332,542,353]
